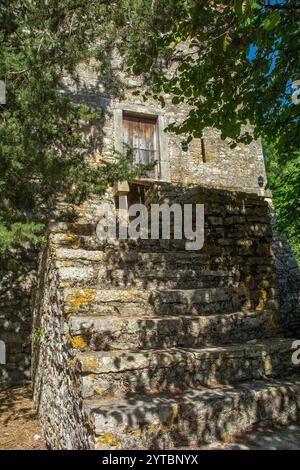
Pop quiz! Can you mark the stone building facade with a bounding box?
[64,55,267,194]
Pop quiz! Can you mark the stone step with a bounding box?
[55,248,212,264]
[76,338,296,399]
[55,247,234,270]
[69,310,276,351]
[50,223,204,242]
[50,230,229,253]
[64,287,235,317]
[84,376,300,449]
[58,263,234,289]
[50,229,273,257]
[55,248,255,283]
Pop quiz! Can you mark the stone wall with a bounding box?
[0,251,37,388]
[267,201,300,336]
[31,243,91,449]
[155,183,280,315]
[63,54,267,194]
[170,128,266,192]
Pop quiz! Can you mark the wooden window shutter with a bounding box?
[122,112,160,178]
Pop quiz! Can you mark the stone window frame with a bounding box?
[114,103,170,182]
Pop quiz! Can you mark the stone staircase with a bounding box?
[32,184,300,450]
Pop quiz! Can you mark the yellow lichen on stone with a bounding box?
[76,203,90,213]
[95,434,122,450]
[160,423,170,432]
[256,290,268,312]
[69,335,87,350]
[261,290,268,301]
[263,357,273,375]
[71,241,81,249]
[95,152,103,163]
[61,232,80,249]
[57,238,78,249]
[66,288,96,311]
[69,358,77,368]
[59,260,73,267]
[83,358,100,370]
[211,362,217,375]
[147,423,160,434]
[170,404,179,422]
[146,406,179,436]
[94,387,106,395]
[147,421,177,434]
[128,290,138,298]
[132,428,142,438]
[125,425,142,437]
[116,321,126,331]
[64,233,78,242]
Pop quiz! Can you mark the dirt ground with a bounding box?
[0,385,46,450]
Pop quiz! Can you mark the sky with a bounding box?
[247,0,286,61]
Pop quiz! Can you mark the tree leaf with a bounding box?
[234,0,244,18]
[263,11,281,31]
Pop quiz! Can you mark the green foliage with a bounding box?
[32,327,45,343]
[0,0,151,269]
[265,144,300,263]
[119,0,300,149]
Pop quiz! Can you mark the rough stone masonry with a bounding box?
[31,184,300,449]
